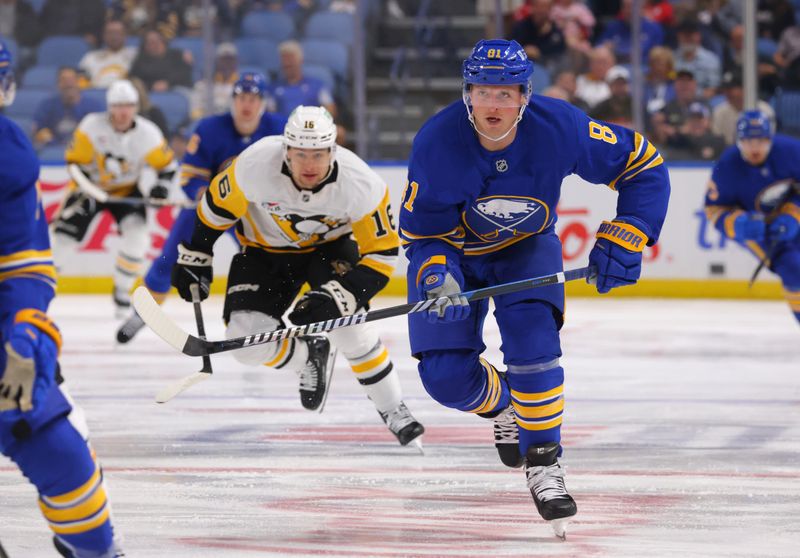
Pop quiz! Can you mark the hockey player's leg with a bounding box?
[112,213,149,319]
[226,311,334,411]
[495,299,576,537]
[328,323,424,447]
[770,244,800,324]
[6,415,122,557]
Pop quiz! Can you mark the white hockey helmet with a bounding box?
[283,105,337,149]
[106,79,139,107]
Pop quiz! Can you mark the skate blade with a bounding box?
[549,517,570,540]
[316,348,337,414]
[408,438,424,455]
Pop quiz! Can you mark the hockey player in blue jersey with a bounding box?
[705,110,800,323]
[399,39,670,538]
[116,71,286,343]
[0,41,123,558]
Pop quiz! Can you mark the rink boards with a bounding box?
[39,163,783,299]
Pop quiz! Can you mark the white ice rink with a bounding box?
[1,294,799,557]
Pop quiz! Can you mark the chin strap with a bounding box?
[463,94,528,144]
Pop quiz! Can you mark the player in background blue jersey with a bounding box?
[399,40,670,538]
[705,110,800,323]
[116,71,286,343]
[0,41,123,558]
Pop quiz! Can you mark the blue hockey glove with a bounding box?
[767,213,800,243]
[0,310,61,413]
[733,212,766,243]
[417,256,470,323]
[588,220,648,294]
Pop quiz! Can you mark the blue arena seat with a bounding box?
[82,88,107,110]
[234,38,280,76]
[304,12,355,45]
[773,89,800,134]
[531,65,550,94]
[303,64,335,91]
[37,36,90,68]
[150,91,190,134]
[170,36,205,81]
[301,39,348,78]
[241,11,295,42]
[38,143,67,163]
[22,65,59,90]
[3,88,51,119]
[0,36,19,68]
[757,38,778,59]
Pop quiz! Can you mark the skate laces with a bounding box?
[382,403,415,433]
[494,406,518,443]
[526,463,569,501]
[297,361,318,391]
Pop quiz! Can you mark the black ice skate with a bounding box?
[297,335,336,412]
[524,442,577,540]
[480,403,523,468]
[116,310,145,344]
[379,401,425,451]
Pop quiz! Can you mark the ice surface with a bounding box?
[2,295,799,557]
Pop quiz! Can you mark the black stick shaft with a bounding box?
[189,284,213,372]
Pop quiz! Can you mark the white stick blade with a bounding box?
[155,372,211,403]
[132,287,190,352]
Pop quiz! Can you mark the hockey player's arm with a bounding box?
[191,164,248,251]
[704,173,754,240]
[345,188,401,307]
[179,129,213,200]
[141,139,177,199]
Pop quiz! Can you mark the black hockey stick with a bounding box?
[154,283,213,403]
[69,163,197,209]
[748,182,799,288]
[133,265,597,358]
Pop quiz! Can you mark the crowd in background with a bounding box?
[2,0,800,162]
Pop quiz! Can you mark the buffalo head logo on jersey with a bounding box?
[465,195,550,241]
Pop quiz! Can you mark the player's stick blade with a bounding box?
[132,287,190,352]
[550,517,571,541]
[155,371,211,403]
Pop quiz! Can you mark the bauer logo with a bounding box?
[466,195,550,242]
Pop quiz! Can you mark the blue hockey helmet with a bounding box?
[233,71,268,98]
[736,110,773,141]
[462,39,534,89]
[0,40,16,107]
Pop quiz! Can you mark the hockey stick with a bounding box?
[68,164,196,209]
[134,265,597,358]
[747,182,799,288]
[154,284,213,403]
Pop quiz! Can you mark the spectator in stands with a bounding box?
[553,70,590,112]
[190,42,239,119]
[595,0,664,64]
[722,24,780,97]
[757,0,796,41]
[550,0,595,58]
[39,0,105,47]
[711,71,775,145]
[108,0,181,41]
[712,0,743,39]
[541,85,570,101]
[644,46,676,114]
[177,0,235,39]
[591,65,633,128]
[476,0,525,39]
[575,45,615,110]
[129,28,193,92]
[0,0,41,58]
[664,102,726,160]
[644,0,674,27]
[130,76,169,136]
[650,68,703,145]
[78,20,137,89]
[673,20,721,99]
[510,0,567,73]
[31,66,104,149]
[774,23,800,88]
[269,40,335,119]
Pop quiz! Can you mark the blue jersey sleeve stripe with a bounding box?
[621,152,664,184]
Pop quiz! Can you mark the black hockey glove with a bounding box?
[171,242,213,302]
[149,184,169,201]
[289,280,358,325]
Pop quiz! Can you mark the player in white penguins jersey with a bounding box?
[171,106,424,446]
[51,79,177,317]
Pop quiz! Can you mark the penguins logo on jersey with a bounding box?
[271,213,350,246]
[465,195,550,240]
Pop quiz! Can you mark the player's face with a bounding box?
[469,85,525,134]
[232,92,263,124]
[738,138,771,165]
[287,147,332,189]
[108,103,136,131]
